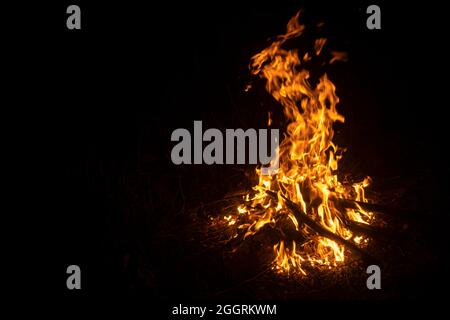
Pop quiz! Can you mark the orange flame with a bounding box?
[231,12,373,275]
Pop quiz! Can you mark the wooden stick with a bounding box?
[266,190,378,264]
[332,197,418,218]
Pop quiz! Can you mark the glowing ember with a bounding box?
[224,12,374,275]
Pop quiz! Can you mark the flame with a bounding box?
[234,12,373,274]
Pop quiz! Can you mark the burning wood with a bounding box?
[213,12,384,276]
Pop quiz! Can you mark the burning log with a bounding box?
[266,190,379,265]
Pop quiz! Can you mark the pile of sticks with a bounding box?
[222,189,417,266]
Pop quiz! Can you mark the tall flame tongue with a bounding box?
[234,12,373,275]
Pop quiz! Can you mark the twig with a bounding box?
[332,197,419,218]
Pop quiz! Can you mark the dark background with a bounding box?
[11,0,449,313]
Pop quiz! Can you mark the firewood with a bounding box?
[332,197,418,218]
[266,190,379,264]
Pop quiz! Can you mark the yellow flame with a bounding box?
[235,12,374,274]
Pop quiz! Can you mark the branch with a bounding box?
[266,190,379,264]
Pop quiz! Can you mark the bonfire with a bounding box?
[215,12,379,276]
